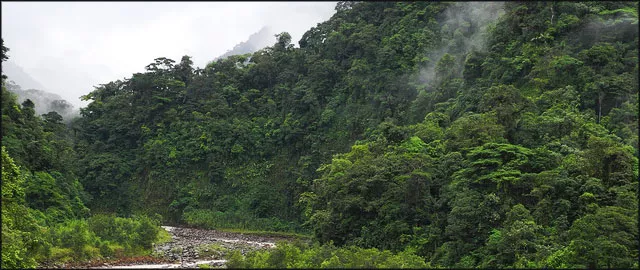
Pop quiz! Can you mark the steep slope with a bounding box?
[2,60,46,90]
[73,2,637,268]
[213,26,275,61]
[302,2,638,268]
[2,61,77,120]
[5,81,76,120]
[2,84,90,268]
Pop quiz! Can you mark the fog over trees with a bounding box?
[2,2,638,269]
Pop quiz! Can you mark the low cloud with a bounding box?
[418,2,505,85]
[2,2,337,109]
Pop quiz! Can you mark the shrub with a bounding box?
[40,214,162,264]
[50,219,101,260]
[87,214,160,252]
[196,243,230,258]
[98,242,125,259]
[226,250,247,268]
[134,215,160,249]
[225,242,428,268]
[49,247,74,263]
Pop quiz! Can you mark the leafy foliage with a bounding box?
[2,147,41,268]
[2,1,638,268]
[226,241,428,268]
[2,43,163,268]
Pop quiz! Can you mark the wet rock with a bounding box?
[137,226,292,268]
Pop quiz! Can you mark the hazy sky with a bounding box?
[2,2,337,108]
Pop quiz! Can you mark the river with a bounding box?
[89,226,288,269]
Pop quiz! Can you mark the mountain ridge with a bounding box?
[213,26,275,62]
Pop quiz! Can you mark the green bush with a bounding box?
[50,219,102,260]
[226,242,428,268]
[35,214,162,264]
[49,247,74,263]
[87,214,160,253]
[226,250,248,268]
[196,243,230,258]
[88,214,136,250]
[98,241,125,259]
[134,215,160,249]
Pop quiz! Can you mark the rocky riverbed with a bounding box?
[90,226,294,269]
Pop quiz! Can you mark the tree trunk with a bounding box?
[597,93,603,123]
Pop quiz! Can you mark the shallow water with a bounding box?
[93,226,283,269]
[92,259,227,269]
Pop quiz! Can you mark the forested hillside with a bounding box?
[2,1,638,268]
[4,81,76,121]
[2,42,164,269]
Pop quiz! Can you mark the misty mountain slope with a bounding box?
[5,81,76,120]
[2,61,77,119]
[8,1,635,268]
[2,60,46,90]
[213,26,275,61]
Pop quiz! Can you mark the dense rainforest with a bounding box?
[2,50,164,269]
[2,1,638,268]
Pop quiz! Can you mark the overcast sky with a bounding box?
[2,2,337,108]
